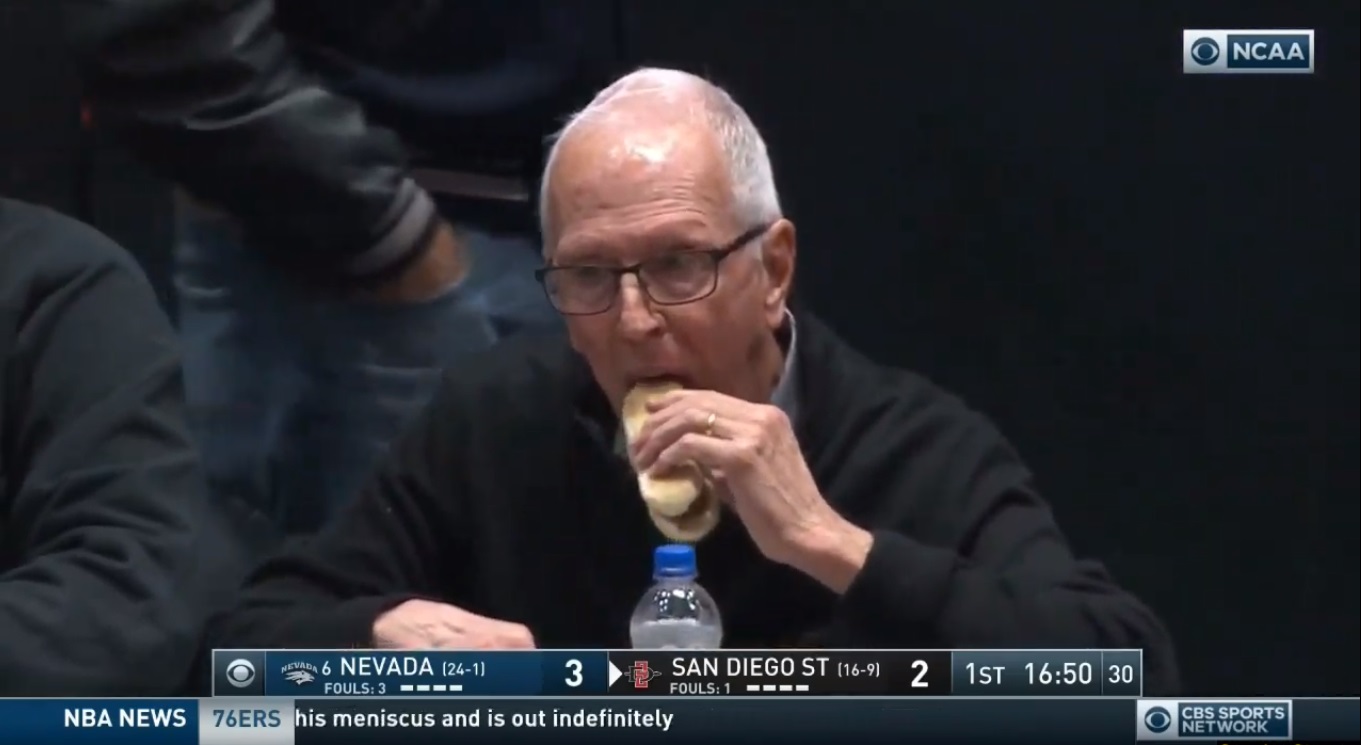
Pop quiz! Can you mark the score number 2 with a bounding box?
[564,659,583,687]
[911,659,929,688]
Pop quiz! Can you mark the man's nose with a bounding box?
[617,276,662,338]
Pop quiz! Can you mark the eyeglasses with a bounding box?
[535,224,770,316]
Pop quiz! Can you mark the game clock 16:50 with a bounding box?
[1025,661,1093,687]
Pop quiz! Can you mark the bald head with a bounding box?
[538,68,781,254]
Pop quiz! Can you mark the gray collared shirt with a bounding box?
[769,309,800,422]
[615,310,799,456]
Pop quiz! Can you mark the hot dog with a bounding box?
[621,381,721,541]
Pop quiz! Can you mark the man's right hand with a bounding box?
[372,599,536,649]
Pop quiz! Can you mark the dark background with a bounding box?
[2,0,1356,697]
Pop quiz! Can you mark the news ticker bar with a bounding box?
[211,649,1144,698]
[13,697,1359,745]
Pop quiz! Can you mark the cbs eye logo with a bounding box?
[1143,705,1173,733]
[224,658,257,688]
[1143,708,1175,735]
[1190,37,1221,65]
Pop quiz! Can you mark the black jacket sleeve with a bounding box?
[823,403,1180,695]
[208,378,466,649]
[0,200,248,695]
[59,0,437,277]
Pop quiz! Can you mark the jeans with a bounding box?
[174,198,560,537]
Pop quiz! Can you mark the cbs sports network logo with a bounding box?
[1136,699,1296,743]
[1182,30,1314,74]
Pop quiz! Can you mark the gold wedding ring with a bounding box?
[704,411,717,437]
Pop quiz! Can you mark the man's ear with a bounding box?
[760,219,796,325]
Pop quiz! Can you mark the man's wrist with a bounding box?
[788,518,874,595]
[358,220,469,303]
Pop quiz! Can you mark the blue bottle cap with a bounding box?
[653,544,698,579]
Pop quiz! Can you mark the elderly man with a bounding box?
[214,69,1177,692]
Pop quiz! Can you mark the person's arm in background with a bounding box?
[58,0,463,297]
[0,201,248,695]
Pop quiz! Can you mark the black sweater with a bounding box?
[0,199,247,694]
[214,312,1179,694]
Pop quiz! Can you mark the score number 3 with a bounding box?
[564,659,583,687]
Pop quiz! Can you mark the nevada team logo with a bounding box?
[1183,30,1314,74]
[281,661,319,686]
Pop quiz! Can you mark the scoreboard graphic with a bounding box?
[210,648,1145,698]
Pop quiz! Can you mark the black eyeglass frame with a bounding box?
[534,223,772,316]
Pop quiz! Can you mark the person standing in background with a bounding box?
[59,0,626,540]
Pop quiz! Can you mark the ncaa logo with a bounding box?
[1183,30,1314,74]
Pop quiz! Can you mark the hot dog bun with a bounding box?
[621,381,679,441]
[622,381,720,540]
[649,487,721,543]
[622,381,704,518]
[638,469,704,518]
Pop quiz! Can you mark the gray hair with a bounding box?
[538,68,783,251]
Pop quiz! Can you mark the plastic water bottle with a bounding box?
[629,544,723,649]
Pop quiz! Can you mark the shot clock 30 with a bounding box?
[1107,660,1137,687]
